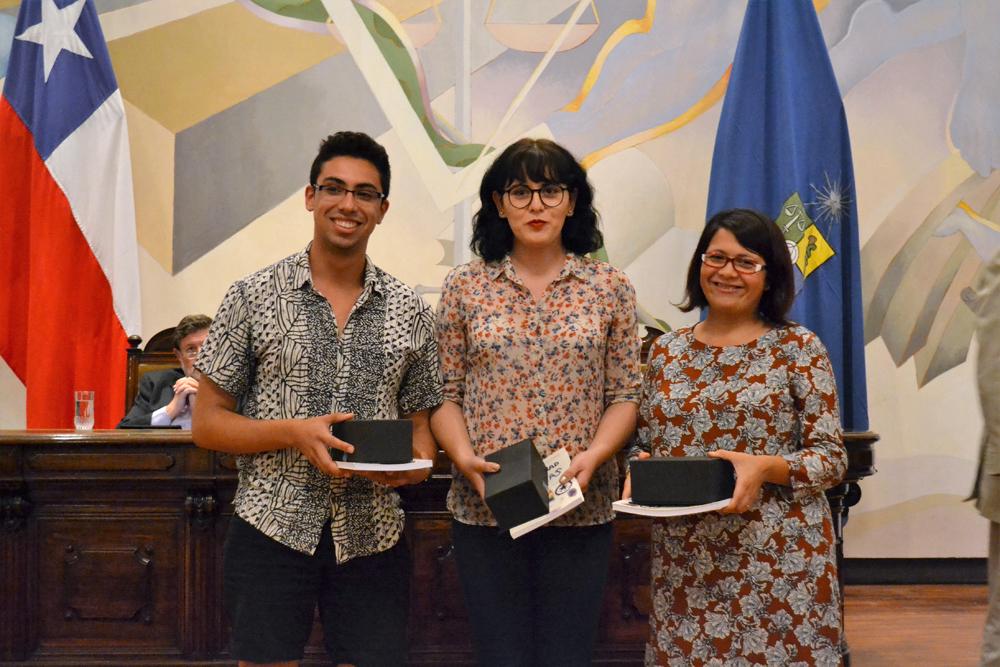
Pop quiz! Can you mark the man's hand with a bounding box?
[165,377,199,419]
[287,412,356,478]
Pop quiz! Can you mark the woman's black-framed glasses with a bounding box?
[504,183,569,209]
[312,183,386,206]
[701,253,766,274]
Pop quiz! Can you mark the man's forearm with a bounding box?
[192,374,298,454]
[193,407,301,454]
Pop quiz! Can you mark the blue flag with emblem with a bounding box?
[706,0,868,432]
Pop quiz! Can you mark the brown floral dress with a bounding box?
[636,325,847,666]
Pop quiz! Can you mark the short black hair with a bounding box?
[309,131,391,197]
[678,208,795,325]
[470,138,602,262]
[172,314,212,350]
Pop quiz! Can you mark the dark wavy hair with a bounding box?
[678,208,795,325]
[172,314,213,350]
[470,138,602,262]
[309,131,391,197]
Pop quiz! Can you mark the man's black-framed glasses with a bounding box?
[701,253,766,274]
[504,183,569,209]
[312,183,386,206]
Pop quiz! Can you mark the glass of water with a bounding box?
[74,390,94,430]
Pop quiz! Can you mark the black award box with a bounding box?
[331,419,412,464]
[484,438,549,530]
[631,456,736,506]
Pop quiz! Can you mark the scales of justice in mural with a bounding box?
[238,0,612,265]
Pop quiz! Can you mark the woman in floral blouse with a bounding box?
[432,138,641,666]
[627,208,848,666]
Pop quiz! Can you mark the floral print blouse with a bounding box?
[436,254,641,527]
[636,325,847,666]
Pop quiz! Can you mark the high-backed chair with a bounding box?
[123,328,179,412]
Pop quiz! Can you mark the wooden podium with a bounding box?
[0,430,874,665]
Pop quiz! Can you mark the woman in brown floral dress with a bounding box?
[628,209,848,666]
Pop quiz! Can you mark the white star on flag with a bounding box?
[15,0,93,83]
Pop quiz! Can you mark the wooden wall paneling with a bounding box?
[407,515,474,665]
[0,441,34,661]
[35,515,181,655]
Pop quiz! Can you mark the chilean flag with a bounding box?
[0,0,141,429]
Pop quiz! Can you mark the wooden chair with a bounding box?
[123,328,179,412]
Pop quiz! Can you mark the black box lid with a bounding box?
[332,419,412,464]
[631,456,735,506]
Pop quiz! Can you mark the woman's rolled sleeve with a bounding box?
[603,272,641,407]
[435,268,469,406]
[781,333,848,501]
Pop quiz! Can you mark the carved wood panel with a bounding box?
[35,516,182,651]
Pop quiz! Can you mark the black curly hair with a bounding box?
[470,138,602,261]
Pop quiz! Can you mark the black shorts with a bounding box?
[223,515,410,665]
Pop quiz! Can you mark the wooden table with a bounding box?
[0,429,875,665]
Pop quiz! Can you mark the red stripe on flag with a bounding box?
[0,97,128,429]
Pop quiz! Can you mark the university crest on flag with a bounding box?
[777,191,836,281]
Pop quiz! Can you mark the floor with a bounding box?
[844,585,987,666]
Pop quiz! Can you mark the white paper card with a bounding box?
[509,448,585,539]
[336,459,434,472]
[612,497,731,517]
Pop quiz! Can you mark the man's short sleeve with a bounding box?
[196,281,255,401]
[398,301,443,415]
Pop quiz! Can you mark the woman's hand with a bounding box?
[620,451,651,500]
[455,452,500,500]
[708,450,789,514]
[562,448,605,493]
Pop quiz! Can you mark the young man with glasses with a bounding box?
[193,131,442,667]
[117,313,212,428]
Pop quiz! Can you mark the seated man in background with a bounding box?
[117,314,213,429]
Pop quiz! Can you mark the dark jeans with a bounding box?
[223,516,410,666]
[451,520,614,667]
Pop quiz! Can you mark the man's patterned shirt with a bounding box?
[197,246,442,562]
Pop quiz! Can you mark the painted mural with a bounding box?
[1,0,997,558]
